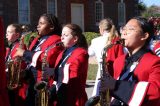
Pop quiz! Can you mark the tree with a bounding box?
[141,5,160,18]
[137,1,147,13]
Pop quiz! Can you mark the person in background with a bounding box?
[0,17,10,106]
[88,18,124,97]
[5,23,27,106]
[14,13,64,106]
[100,16,160,106]
[49,24,88,106]
[148,17,160,56]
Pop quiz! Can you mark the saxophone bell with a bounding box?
[34,81,47,91]
[34,81,48,106]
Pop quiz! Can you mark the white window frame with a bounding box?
[95,0,104,25]
[47,0,57,16]
[18,0,30,24]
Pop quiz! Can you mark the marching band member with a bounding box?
[100,16,160,106]
[14,13,63,106]
[5,23,27,106]
[49,24,88,106]
[89,18,124,97]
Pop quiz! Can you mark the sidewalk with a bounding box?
[85,80,95,98]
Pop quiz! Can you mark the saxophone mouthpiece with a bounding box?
[115,39,125,46]
[56,42,64,46]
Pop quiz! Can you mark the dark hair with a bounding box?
[40,13,62,35]
[21,24,30,32]
[63,24,88,49]
[9,24,22,34]
[132,16,154,46]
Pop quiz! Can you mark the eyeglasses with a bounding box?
[122,26,142,33]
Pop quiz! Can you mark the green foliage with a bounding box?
[138,1,146,12]
[87,64,98,80]
[141,5,160,18]
[83,32,99,45]
[24,32,38,47]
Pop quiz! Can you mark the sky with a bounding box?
[141,0,160,7]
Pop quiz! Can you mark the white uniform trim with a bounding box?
[129,82,149,106]
[62,63,70,84]
[155,48,160,56]
[155,48,160,53]
[30,51,43,67]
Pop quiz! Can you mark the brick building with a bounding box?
[0,0,139,32]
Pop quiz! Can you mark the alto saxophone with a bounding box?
[34,42,63,106]
[7,31,32,90]
[34,49,49,106]
[86,39,124,106]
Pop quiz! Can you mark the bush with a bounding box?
[83,32,99,45]
[24,32,38,47]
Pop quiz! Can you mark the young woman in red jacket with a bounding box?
[100,17,160,106]
[5,23,29,106]
[49,24,89,106]
[14,13,64,106]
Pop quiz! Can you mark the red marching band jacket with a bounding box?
[0,17,10,106]
[113,53,160,106]
[106,37,124,76]
[53,47,89,106]
[29,35,63,85]
[153,42,160,56]
[5,38,28,106]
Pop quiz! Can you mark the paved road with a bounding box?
[85,80,95,98]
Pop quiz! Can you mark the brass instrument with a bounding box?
[35,49,49,106]
[86,39,124,106]
[35,81,48,106]
[34,42,63,106]
[7,31,32,90]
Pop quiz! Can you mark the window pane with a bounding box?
[95,2,103,23]
[18,0,29,24]
[118,2,125,26]
[47,0,56,15]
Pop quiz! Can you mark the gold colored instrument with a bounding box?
[86,39,124,106]
[7,31,32,90]
[34,42,63,106]
[35,81,49,106]
[34,48,49,106]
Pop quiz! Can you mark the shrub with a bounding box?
[83,32,99,45]
[24,32,38,47]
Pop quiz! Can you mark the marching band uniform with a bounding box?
[23,34,63,105]
[5,40,28,106]
[89,34,124,96]
[111,49,160,106]
[50,46,88,106]
[0,17,10,106]
[152,42,160,56]
[26,34,63,82]
[106,37,125,76]
[97,17,160,106]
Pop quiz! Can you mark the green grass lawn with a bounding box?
[87,64,98,80]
